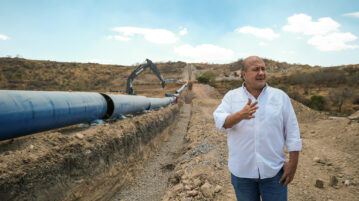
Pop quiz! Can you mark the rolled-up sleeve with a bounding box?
[283,95,302,152]
[213,91,232,131]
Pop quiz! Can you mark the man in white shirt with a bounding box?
[213,56,302,201]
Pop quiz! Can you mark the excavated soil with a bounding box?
[111,104,192,201]
[0,105,179,201]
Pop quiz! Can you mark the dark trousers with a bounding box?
[231,169,287,201]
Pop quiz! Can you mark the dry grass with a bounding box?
[0,57,186,93]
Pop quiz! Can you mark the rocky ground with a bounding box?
[111,104,192,201]
[162,84,235,201]
[161,83,358,201]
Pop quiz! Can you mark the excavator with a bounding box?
[125,59,165,95]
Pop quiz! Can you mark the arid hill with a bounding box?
[0,57,186,94]
[193,59,359,113]
[1,57,358,112]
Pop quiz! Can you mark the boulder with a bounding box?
[201,182,214,198]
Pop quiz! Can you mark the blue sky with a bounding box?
[0,0,358,66]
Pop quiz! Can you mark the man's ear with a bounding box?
[241,71,245,81]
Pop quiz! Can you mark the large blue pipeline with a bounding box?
[0,88,181,141]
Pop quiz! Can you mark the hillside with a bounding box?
[193,59,359,113]
[0,57,186,94]
[192,58,313,79]
[1,57,358,112]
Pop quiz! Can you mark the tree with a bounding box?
[328,88,352,112]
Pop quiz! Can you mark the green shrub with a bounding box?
[197,76,210,84]
[310,95,325,110]
[15,72,22,78]
[209,82,217,88]
[197,71,216,85]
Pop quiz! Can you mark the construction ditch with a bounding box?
[0,98,190,200]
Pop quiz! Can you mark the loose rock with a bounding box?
[313,157,321,163]
[201,182,214,198]
[193,178,202,187]
[329,176,338,186]
[315,179,324,188]
[170,183,184,198]
[75,133,84,139]
[187,190,199,197]
[184,185,192,190]
[214,185,222,193]
[182,179,190,185]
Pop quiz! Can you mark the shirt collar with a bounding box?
[242,82,269,99]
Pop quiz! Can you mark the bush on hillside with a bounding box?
[310,95,325,111]
[197,76,210,84]
[197,71,216,86]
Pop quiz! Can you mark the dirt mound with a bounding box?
[349,110,359,120]
[163,84,235,201]
[0,105,179,201]
[291,99,327,123]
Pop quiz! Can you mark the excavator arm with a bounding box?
[126,59,165,95]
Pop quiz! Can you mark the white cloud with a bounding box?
[174,44,234,63]
[283,14,359,51]
[106,35,131,41]
[179,27,187,35]
[111,26,178,44]
[283,14,340,35]
[296,36,304,40]
[343,12,359,18]
[0,34,9,40]
[308,32,359,51]
[259,42,267,46]
[236,26,279,40]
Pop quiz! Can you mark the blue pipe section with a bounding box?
[0,89,180,141]
[148,97,176,110]
[104,94,151,119]
[0,90,107,141]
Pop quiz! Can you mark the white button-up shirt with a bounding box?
[213,83,302,179]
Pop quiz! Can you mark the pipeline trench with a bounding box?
[112,103,192,201]
[0,103,181,200]
[0,64,195,200]
[0,63,238,201]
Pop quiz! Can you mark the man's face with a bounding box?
[242,59,266,90]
